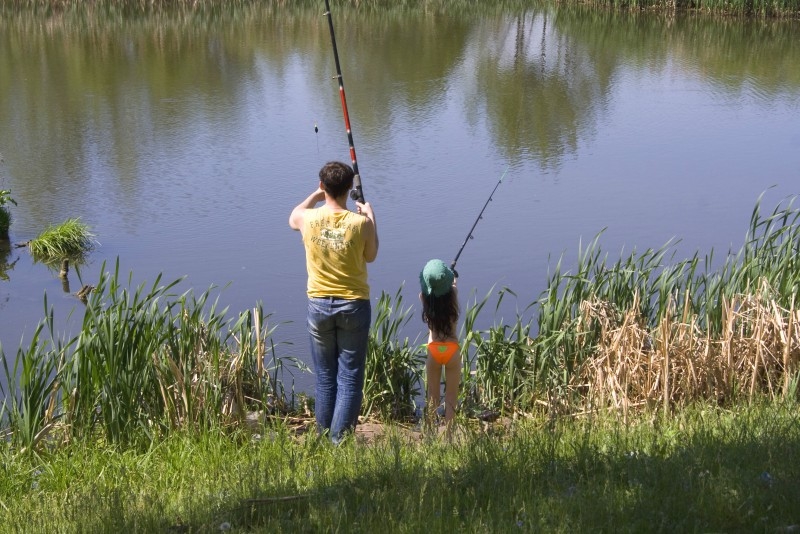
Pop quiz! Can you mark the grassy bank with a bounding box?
[1,401,798,532]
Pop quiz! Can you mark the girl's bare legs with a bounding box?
[442,354,461,436]
[425,356,443,430]
[426,354,461,437]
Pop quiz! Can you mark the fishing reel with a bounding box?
[350,174,364,203]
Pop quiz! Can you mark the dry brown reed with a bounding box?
[575,279,800,416]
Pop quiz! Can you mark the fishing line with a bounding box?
[323,0,364,203]
[450,166,509,275]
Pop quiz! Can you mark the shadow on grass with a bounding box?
[10,404,799,533]
[238,405,800,533]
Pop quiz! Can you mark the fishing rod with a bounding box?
[323,0,364,203]
[450,167,509,275]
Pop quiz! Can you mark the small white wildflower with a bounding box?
[219,521,231,531]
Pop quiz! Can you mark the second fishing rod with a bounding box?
[450,167,508,276]
[323,0,364,204]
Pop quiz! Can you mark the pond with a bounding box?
[1,2,799,394]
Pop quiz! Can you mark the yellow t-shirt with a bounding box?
[302,206,370,300]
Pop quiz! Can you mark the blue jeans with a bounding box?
[307,297,371,442]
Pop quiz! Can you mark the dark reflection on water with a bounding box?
[0,240,17,283]
[0,3,798,393]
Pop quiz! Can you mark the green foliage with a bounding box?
[3,196,799,449]
[0,189,15,209]
[5,0,799,17]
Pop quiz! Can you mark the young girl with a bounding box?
[419,259,460,433]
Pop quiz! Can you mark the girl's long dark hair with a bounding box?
[421,291,459,339]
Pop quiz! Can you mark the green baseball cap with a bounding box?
[420,259,455,297]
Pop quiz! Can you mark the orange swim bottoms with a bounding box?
[427,341,459,365]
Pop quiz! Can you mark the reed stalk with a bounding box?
[4,0,799,18]
[461,288,536,415]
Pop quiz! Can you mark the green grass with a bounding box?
[1,401,798,532]
[461,287,538,415]
[27,218,96,263]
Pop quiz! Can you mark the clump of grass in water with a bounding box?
[28,218,96,262]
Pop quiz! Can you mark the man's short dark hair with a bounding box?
[319,161,355,199]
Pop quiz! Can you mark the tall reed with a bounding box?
[4,197,799,444]
[362,288,425,421]
[461,288,537,415]
[581,0,800,16]
[0,298,65,452]
[1,259,304,449]
[530,194,800,414]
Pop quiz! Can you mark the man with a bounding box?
[289,161,379,442]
